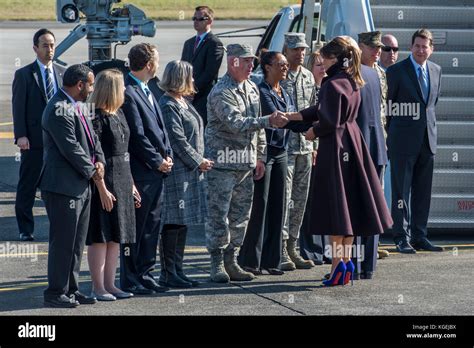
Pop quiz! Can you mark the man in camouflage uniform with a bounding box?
[280,33,316,270]
[205,44,287,283]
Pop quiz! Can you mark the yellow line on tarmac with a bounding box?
[0,252,49,258]
[380,244,474,249]
[0,131,14,139]
[0,282,49,292]
[0,247,208,258]
[0,122,13,127]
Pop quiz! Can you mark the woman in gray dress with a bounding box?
[158,60,214,288]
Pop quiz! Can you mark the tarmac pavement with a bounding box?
[0,21,473,319]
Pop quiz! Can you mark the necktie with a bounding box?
[193,36,201,54]
[418,66,429,103]
[76,105,96,164]
[45,68,55,101]
[144,86,154,106]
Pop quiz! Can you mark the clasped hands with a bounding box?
[158,156,174,173]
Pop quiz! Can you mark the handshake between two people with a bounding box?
[268,111,315,140]
[268,110,304,128]
[269,110,290,128]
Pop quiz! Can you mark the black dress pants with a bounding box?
[120,178,163,289]
[42,187,91,298]
[239,147,287,269]
[15,148,43,236]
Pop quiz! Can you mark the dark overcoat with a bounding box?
[300,63,393,236]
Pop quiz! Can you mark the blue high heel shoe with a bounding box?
[344,260,355,286]
[323,260,346,286]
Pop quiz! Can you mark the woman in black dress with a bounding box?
[87,69,140,300]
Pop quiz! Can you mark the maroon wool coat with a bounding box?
[300,64,393,236]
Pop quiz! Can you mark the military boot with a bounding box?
[223,248,255,281]
[378,248,390,259]
[287,236,315,269]
[279,239,296,271]
[209,250,230,283]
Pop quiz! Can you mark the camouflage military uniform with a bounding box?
[205,73,269,253]
[374,63,388,139]
[280,66,316,240]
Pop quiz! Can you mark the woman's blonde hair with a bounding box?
[305,50,323,72]
[159,60,196,96]
[90,69,125,113]
[320,36,365,88]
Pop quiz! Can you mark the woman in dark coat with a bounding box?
[299,50,332,265]
[87,69,140,300]
[286,37,393,286]
[158,60,213,288]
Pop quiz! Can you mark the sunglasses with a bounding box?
[382,46,399,52]
[192,16,210,21]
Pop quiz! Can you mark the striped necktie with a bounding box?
[418,66,429,103]
[44,67,55,101]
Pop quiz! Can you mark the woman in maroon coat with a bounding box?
[286,37,393,286]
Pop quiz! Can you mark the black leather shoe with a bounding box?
[360,271,373,280]
[145,283,169,293]
[395,240,417,254]
[141,279,169,293]
[264,268,284,275]
[20,233,34,242]
[123,285,155,295]
[243,267,263,276]
[44,294,79,308]
[411,238,444,252]
[68,291,97,304]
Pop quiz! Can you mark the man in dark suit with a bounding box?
[12,28,65,241]
[181,5,224,124]
[39,64,104,308]
[386,29,443,253]
[120,43,173,295]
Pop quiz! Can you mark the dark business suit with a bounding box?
[386,57,442,244]
[353,65,389,275]
[120,74,172,291]
[181,31,224,124]
[39,90,104,299]
[12,61,64,237]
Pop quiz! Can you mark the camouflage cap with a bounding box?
[284,33,309,49]
[226,44,257,58]
[358,31,384,47]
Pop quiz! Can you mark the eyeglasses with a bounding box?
[192,16,209,22]
[272,62,289,68]
[382,46,399,52]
